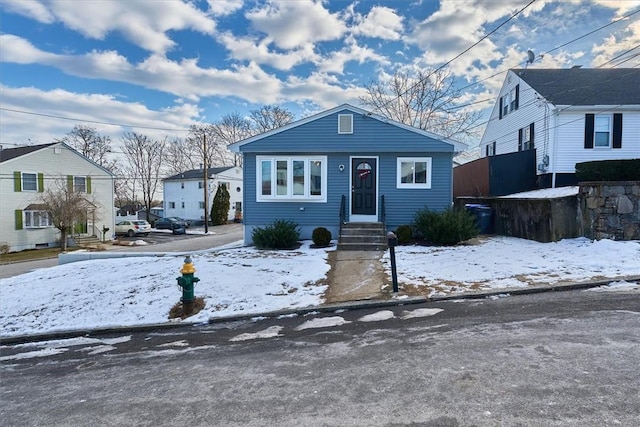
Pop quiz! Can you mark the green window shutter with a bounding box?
[38,173,44,192]
[67,175,73,191]
[86,176,92,194]
[15,210,23,230]
[14,171,22,192]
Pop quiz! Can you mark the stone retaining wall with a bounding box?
[578,181,640,240]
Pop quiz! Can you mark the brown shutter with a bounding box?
[38,173,44,192]
[612,113,622,149]
[584,114,594,149]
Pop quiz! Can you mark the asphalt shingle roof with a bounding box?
[513,68,640,106]
[164,166,235,181]
[0,143,57,163]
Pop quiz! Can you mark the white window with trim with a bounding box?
[24,210,52,228]
[22,172,38,192]
[338,114,353,134]
[257,156,327,201]
[594,115,611,147]
[397,157,432,189]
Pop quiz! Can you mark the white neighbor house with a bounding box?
[163,166,243,224]
[0,142,115,252]
[480,68,640,188]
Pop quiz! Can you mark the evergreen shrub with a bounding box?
[395,225,413,244]
[252,219,300,249]
[211,184,231,225]
[575,159,640,181]
[312,227,332,247]
[414,207,478,246]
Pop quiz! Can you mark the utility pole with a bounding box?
[203,135,209,234]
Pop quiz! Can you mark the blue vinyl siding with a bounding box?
[239,108,455,244]
[239,109,453,154]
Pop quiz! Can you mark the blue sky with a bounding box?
[1,0,639,152]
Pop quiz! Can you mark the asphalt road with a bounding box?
[2,289,638,426]
[0,223,243,279]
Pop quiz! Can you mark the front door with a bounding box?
[351,157,377,220]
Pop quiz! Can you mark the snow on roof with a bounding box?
[500,186,579,199]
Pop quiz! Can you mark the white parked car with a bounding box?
[115,220,151,237]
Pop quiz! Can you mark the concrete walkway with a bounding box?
[323,250,389,303]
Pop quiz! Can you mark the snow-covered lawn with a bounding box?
[1,237,639,338]
[381,236,640,297]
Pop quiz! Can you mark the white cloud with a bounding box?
[219,32,319,71]
[206,0,244,16]
[246,0,346,50]
[0,35,58,63]
[8,0,217,54]
[1,0,54,22]
[0,85,199,145]
[283,72,367,109]
[352,6,404,40]
[316,36,391,74]
[591,19,640,67]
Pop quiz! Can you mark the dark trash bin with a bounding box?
[465,204,495,234]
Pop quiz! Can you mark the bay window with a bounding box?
[257,156,327,201]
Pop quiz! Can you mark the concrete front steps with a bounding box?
[338,222,387,251]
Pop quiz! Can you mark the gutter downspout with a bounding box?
[550,107,559,188]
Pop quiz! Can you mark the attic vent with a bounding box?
[54,147,62,154]
[338,114,353,134]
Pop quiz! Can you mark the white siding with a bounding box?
[481,70,640,178]
[480,70,548,171]
[552,109,640,174]
[163,167,243,222]
[0,143,114,252]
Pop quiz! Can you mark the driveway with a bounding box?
[0,223,244,279]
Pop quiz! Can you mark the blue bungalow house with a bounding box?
[229,104,464,246]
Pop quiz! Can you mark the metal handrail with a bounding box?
[339,194,346,235]
[380,194,386,230]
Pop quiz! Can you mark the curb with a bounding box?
[2,277,638,346]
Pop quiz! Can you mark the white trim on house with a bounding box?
[255,156,327,203]
[349,155,379,223]
[228,104,467,153]
[396,157,433,189]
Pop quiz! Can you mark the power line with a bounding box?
[371,0,538,115]
[0,107,192,132]
[474,66,639,153]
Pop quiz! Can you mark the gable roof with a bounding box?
[164,166,236,181]
[228,103,467,153]
[1,141,115,176]
[513,68,640,106]
[0,143,57,163]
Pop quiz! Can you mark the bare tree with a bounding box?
[249,105,295,134]
[37,178,101,251]
[359,69,482,141]
[57,125,116,171]
[121,132,166,222]
[212,112,252,167]
[163,137,198,176]
[111,163,138,210]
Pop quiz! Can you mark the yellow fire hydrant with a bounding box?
[176,255,200,315]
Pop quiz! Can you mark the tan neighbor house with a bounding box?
[0,142,115,252]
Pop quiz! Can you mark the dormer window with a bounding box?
[338,114,353,134]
